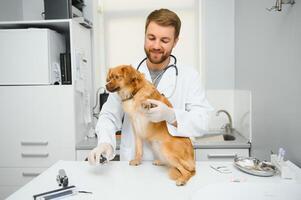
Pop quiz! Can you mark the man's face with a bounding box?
[144,21,178,65]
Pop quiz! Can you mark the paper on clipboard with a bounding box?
[74,50,92,124]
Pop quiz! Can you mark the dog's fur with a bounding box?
[106,65,195,186]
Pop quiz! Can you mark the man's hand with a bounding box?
[143,99,176,124]
[88,143,113,165]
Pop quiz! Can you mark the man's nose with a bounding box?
[153,39,161,49]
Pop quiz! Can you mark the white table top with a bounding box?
[7,161,301,200]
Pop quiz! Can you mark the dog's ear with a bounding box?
[121,65,130,74]
[130,66,143,83]
[121,65,138,82]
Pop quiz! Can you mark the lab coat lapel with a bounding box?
[156,62,176,99]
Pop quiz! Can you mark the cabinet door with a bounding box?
[195,149,249,161]
[0,86,76,167]
[0,167,46,186]
[0,186,20,200]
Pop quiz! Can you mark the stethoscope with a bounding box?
[136,54,178,98]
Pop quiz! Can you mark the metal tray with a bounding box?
[233,156,277,177]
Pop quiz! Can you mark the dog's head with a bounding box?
[105,65,144,93]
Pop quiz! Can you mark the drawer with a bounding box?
[0,144,75,167]
[0,167,46,186]
[0,185,20,200]
[0,86,76,167]
[195,149,249,161]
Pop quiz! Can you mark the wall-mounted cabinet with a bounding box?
[0,18,93,199]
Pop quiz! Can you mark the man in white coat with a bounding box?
[88,8,213,164]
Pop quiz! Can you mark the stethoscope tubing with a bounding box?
[136,54,178,98]
[136,54,178,76]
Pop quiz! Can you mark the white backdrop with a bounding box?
[96,0,199,86]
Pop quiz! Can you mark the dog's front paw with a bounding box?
[176,179,186,186]
[152,160,165,166]
[129,159,141,166]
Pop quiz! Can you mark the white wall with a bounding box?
[95,0,199,87]
[206,90,252,141]
[0,0,44,21]
[200,0,235,89]
[22,0,44,20]
[0,0,23,21]
[94,0,236,90]
[235,0,301,166]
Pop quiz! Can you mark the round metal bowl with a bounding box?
[233,156,277,177]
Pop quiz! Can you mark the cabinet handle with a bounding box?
[21,153,49,158]
[207,154,236,158]
[22,172,40,177]
[21,141,48,146]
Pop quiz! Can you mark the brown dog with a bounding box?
[106,65,195,186]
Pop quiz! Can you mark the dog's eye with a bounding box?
[114,75,122,80]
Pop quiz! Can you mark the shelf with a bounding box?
[0,19,71,33]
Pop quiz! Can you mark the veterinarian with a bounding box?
[88,8,213,164]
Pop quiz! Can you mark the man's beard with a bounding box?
[144,48,171,65]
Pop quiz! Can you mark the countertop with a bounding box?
[76,131,250,150]
[7,161,301,200]
[192,130,250,149]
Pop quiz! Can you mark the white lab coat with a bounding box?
[96,59,213,161]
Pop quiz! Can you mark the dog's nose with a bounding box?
[105,84,110,91]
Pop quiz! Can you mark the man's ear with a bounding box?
[173,37,179,48]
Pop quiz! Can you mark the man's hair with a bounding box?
[145,8,181,39]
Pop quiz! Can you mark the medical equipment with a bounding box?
[0,28,65,85]
[277,147,285,162]
[99,154,107,164]
[271,148,296,180]
[34,168,92,199]
[210,165,232,174]
[33,185,77,200]
[137,54,178,98]
[234,156,276,177]
[33,186,93,199]
[92,87,109,119]
[56,169,69,187]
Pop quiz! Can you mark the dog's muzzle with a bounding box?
[105,81,120,92]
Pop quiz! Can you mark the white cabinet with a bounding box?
[195,149,249,161]
[0,167,46,186]
[0,19,93,199]
[0,86,76,167]
[0,186,20,200]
